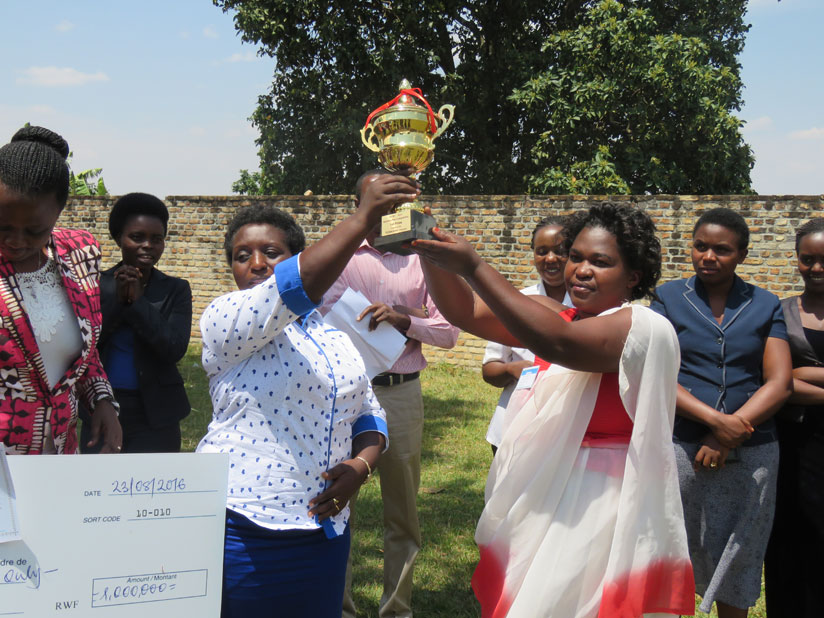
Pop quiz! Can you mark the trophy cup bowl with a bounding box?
[361,80,454,255]
[377,133,434,174]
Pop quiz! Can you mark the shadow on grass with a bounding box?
[345,365,494,617]
[348,479,484,618]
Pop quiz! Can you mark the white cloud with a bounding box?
[744,116,773,132]
[17,67,109,87]
[55,20,75,32]
[225,51,259,63]
[212,51,262,66]
[789,127,824,140]
[189,126,206,136]
[203,25,218,39]
[179,31,191,40]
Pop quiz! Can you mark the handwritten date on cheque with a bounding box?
[82,476,189,524]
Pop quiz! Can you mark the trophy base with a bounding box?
[372,208,436,256]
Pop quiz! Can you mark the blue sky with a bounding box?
[1,0,821,197]
[739,0,823,195]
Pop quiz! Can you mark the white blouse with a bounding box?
[197,255,387,537]
[483,283,570,447]
[16,257,83,388]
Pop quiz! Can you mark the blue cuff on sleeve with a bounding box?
[320,517,338,539]
[352,415,389,448]
[275,255,319,317]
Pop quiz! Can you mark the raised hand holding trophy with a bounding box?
[361,79,454,255]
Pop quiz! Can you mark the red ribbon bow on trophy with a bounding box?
[363,88,438,135]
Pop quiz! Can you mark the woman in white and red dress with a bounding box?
[411,202,694,618]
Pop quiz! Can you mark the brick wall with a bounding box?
[62,194,823,369]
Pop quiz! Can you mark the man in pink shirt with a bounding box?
[321,170,459,618]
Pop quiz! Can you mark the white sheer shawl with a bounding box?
[472,305,694,617]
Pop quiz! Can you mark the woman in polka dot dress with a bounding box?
[197,175,419,618]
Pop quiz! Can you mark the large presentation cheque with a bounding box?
[0,453,228,617]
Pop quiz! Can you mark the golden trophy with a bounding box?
[361,79,454,254]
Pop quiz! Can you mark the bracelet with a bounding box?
[355,456,373,481]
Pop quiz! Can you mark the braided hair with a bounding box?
[0,126,71,207]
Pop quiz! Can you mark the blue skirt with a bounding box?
[222,509,350,618]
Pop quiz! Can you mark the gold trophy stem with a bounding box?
[395,171,423,213]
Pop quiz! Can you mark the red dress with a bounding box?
[534,307,633,446]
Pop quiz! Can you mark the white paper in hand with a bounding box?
[323,288,408,379]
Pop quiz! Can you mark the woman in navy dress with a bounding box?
[650,208,792,618]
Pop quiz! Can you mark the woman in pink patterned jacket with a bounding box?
[0,126,121,455]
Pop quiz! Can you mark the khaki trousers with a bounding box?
[343,378,424,618]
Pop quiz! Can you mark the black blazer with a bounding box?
[99,265,192,427]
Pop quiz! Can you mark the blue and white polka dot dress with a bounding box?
[197,256,387,537]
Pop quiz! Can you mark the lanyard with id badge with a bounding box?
[514,365,540,391]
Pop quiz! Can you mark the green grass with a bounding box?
[178,347,767,617]
[178,346,215,453]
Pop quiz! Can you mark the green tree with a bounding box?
[512,0,754,194]
[219,0,581,195]
[68,155,108,196]
[218,0,753,195]
[232,169,265,195]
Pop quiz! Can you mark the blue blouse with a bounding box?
[104,326,139,390]
[197,255,387,537]
[650,275,787,445]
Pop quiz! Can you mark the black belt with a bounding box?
[371,371,419,387]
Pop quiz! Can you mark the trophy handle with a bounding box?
[433,104,455,140]
[360,124,381,152]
